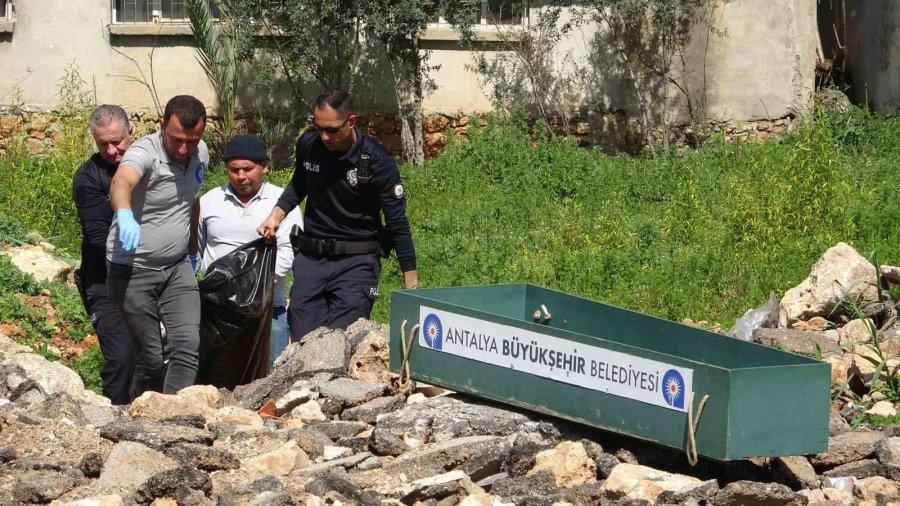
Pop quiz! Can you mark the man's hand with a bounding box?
[116,209,141,251]
[257,207,287,241]
[403,270,419,289]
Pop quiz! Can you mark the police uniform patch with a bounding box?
[346,168,358,187]
[393,184,404,198]
[196,162,206,183]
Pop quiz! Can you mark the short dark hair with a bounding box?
[314,89,353,114]
[163,95,207,128]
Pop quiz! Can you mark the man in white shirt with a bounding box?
[198,135,301,366]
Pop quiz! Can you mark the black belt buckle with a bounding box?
[322,238,336,255]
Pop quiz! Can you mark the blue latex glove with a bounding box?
[189,253,200,274]
[116,209,141,252]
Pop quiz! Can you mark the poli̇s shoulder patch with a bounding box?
[393,184,404,198]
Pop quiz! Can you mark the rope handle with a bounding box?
[398,319,419,392]
[686,391,710,466]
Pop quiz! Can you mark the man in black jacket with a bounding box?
[72,104,135,405]
[257,89,418,341]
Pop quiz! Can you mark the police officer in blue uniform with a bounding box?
[257,89,418,340]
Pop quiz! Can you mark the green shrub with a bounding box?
[69,343,104,394]
[0,122,92,255]
[0,213,26,246]
[47,281,93,341]
[0,62,97,255]
[0,254,41,297]
[5,104,900,332]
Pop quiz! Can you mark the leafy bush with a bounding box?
[0,213,26,246]
[47,280,93,341]
[0,254,92,345]
[0,254,41,297]
[69,343,104,395]
[0,62,96,255]
[0,122,93,255]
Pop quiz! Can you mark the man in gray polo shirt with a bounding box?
[107,95,209,396]
[198,134,301,367]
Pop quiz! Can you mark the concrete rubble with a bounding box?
[752,243,900,430]
[0,241,900,503]
[0,319,898,506]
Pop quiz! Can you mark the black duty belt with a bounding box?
[293,233,380,256]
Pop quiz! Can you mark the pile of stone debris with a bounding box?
[748,242,900,422]
[1,241,900,504]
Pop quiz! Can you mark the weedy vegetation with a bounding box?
[3,94,900,393]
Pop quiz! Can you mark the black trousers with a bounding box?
[85,283,135,405]
[288,252,381,341]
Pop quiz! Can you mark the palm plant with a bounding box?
[185,0,240,156]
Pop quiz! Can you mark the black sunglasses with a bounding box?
[313,116,350,135]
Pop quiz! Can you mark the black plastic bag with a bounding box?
[197,238,276,389]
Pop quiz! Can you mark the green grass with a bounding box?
[0,215,96,389]
[370,105,900,325]
[0,116,95,255]
[68,343,104,395]
[0,253,97,390]
[3,102,900,349]
[852,412,900,427]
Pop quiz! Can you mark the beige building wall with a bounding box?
[0,0,217,113]
[421,0,817,122]
[0,1,815,122]
[698,0,816,122]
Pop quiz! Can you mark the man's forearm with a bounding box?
[270,205,287,224]
[110,179,133,212]
[275,185,299,214]
[110,165,140,211]
[403,269,418,289]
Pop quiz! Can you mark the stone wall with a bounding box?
[0,109,797,165]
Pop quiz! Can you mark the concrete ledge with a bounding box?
[108,23,193,36]
[0,20,14,34]
[109,23,279,38]
[422,27,518,43]
[107,24,515,42]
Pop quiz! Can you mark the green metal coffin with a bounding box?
[389,284,830,461]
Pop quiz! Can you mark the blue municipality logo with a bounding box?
[422,313,443,350]
[196,162,206,183]
[662,369,685,409]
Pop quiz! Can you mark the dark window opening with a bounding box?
[486,0,525,25]
[114,0,221,23]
